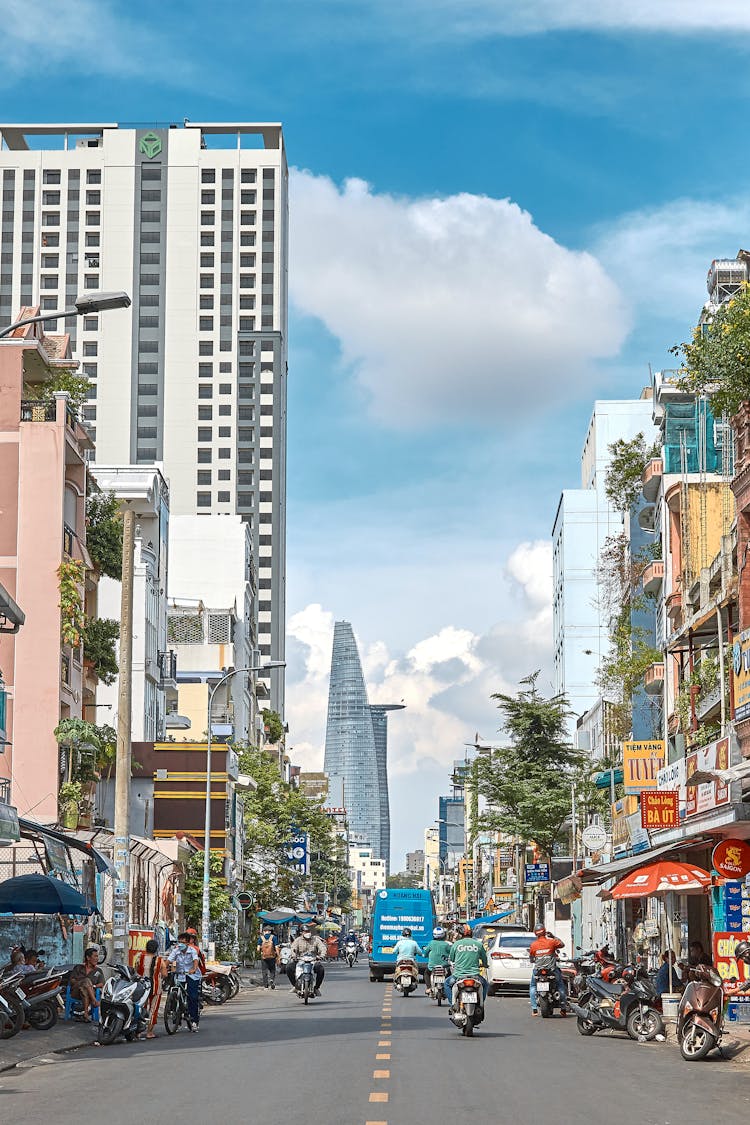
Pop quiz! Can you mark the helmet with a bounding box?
[402,928,412,938]
[301,927,311,937]
[433,927,446,939]
[460,923,472,937]
[534,925,546,936]
[735,940,750,963]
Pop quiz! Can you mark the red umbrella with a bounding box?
[608,860,712,994]
[609,860,712,900]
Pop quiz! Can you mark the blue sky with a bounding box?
[8,0,750,866]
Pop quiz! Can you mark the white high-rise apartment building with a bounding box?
[0,122,287,713]
[552,395,656,741]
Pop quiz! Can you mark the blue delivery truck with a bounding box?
[369,888,436,982]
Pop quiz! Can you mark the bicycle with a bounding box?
[163,973,191,1035]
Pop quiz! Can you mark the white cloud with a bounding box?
[594,196,750,333]
[290,170,629,427]
[373,0,750,38]
[285,539,554,861]
[0,0,192,84]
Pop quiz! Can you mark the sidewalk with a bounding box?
[0,1018,98,1074]
[660,1017,750,1064]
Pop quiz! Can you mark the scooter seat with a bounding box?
[591,978,621,994]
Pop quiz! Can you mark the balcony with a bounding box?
[61,652,71,685]
[63,523,75,557]
[696,683,722,723]
[666,590,682,622]
[644,662,665,695]
[20,400,55,422]
[642,458,663,503]
[642,560,664,596]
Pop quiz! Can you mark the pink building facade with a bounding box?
[0,314,94,822]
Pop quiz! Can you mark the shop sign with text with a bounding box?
[712,839,750,881]
[641,790,679,830]
[623,741,665,794]
[686,737,731,818]
[732,630,750,723]
[612,796,639,854]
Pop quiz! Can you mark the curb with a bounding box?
[0,1036,95,1075]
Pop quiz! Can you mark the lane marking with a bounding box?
[376,1053,391,1059]
[365,1121,387,1124]
[373,1069,390,1078]
[369,1093,389,1103]
[378,1040,391,1047]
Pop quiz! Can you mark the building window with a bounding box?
[238,492,254,506]
[42,211,60,226]
[202,169,216,184]
[198,384,213,399]
[85,232,100,247]
[84,273,99,288]
[40,274,59,289]
[201,211,215,226]
[83,342,98,356]
[199,341,213,355]
[218,448,231,459]
[43,170,61,184]
[200,274,214,288]
[218,469,230,481]
[200,295,214,309]
[197,470,212,485]
[240,211,255,226]
[83,316,98,331]
[218,404,231,416]
[198,364,212,378]
[43,191,61,205]
[198,405,213,421]
[86,190,101,204]
[199,316,213,331]
[86,170,102,184]
[197,449,212,463]
[197,427,212,442]
[197,492,211,507]
[241,169,256,183]
[219,383,231,395]
[218,426,231,437]
[218,491,230,502]
[240,232,256,247]
[200,232,214,247]
[85,211,100,225]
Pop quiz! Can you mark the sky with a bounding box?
[7,0,750,868]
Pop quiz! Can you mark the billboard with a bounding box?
[623,741,665,794]
[732,630,750,723]
[641,791,679,830]
[285,831,310,876]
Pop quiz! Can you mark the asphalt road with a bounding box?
[1,963,749,1125]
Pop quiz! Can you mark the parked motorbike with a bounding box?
[98,963,151,1045]
[0,968,27,1040]
[16,968,64,1030]
[394,958,419,997]
[294,954,318,1004]
[345,942,358,968]
[677,964,728,1061]
[201,964,233,1005]
[448,975,485,1037]
[571,965,664,1041]
[427,964,448,1006]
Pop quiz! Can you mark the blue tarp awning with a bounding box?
[466,910,514,928]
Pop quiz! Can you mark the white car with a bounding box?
[486,931,535,995]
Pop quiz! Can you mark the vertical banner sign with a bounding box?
[623,741,665,794]
[286,831,310,876]
[732,631,750,722]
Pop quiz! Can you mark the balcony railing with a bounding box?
[642,458,663,503]
[20,400,56,422]
[642,560,664,596]
[63,523,75,557]
[61,652,71,685]
[644,662,665,695]
[0,778,10,804]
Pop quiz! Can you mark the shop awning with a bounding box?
[18,818,114,874]
[577,842,684,885]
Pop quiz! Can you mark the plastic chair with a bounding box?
[64,984,101,1023]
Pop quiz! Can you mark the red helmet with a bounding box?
[600,964,618,983]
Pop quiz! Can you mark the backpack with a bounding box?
[260,937,276,958]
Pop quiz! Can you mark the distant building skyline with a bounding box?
[323,620,404,873]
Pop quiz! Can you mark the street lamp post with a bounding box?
[201,661,285,948]
[0,291,131,340]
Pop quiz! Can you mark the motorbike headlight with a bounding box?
[118,983,137,1001]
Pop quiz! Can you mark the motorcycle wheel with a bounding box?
[304,991,309,1005]
[462,1018,474,1037]
[28,1001,58,1031]
[205,978,232,1005]
[98,1011,125,1046]
[577,1015,597,1037]
[538,996,551,1019]
[680,1021,716,1061]
[164,991,181,1035]
[437,994,443,1007]
[626,1007,664,1042]
[0,996,24,1040]
[229,973,240,999]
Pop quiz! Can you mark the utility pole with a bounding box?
[112,507,135,964]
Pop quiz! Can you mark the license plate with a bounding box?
[16,987,25,999]
[537,981,550,992]
[402,976,412,985]
[519,959,531,967]
[463,991,478,1002]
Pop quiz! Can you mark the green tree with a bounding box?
[24,366,90,412]
[81,616,120,684]
[86,491,123,579]
[476,674,585,862]
[182,850,232,926]
[262,708,284,744]
[672,284,750,417]
[604,433,660,513]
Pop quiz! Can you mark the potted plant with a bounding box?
[59,781,82,829]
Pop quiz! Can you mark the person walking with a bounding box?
[257,927,279,989]
[167,932,203,1033]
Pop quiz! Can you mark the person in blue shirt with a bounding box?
[393,928,423,962]
[654,951,682,995]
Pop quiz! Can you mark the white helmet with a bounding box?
[433,926,446,939]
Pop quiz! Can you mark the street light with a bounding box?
[0,291,131,339]
[201,660,285,946]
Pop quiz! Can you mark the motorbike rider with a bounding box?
[286,926,327,996]
[393,927,423,963]
[444,923,488,1005]
[529,924,568,1016]
[345,931,360,961]
[422,926,452,993]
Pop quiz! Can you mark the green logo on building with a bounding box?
[139,132,162,159]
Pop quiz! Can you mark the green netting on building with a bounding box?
[662,399,726,475]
